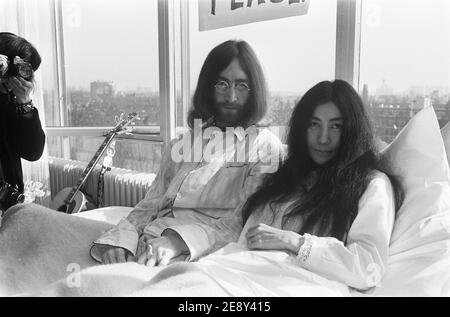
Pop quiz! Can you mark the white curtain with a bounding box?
[1,0,51,206]
[0,0,20,32]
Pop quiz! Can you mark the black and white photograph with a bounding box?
[0,0,449,299]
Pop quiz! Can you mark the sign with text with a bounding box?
[199,0,310,32]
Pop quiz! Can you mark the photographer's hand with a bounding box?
[0,80,8,95]
[8,76,33,104]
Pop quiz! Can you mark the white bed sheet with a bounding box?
[73,207,450,297]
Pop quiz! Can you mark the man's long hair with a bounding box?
[242,80,404,241]
[188,40,267,129]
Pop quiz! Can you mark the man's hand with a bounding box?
[101,246,130,264]
[245,223,304,254]
[137,232,189,267]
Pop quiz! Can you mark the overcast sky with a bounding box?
[37,0,450,95]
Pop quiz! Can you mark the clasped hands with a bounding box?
[101,230,188,267]
[101,223,305,266]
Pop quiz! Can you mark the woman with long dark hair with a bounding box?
[241,79,404,241]
[155,79,404,291]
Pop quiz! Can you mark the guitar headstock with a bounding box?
[111,112,141,134]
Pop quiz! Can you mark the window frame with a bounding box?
[336,0,362,90]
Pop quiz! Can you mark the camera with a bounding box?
[0,54,33,81]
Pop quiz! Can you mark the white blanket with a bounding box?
[1,204,449,296]
[25,243,351,297]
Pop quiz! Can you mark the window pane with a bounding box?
[359,0,450,142]
[188,0,337,133]
[60,0,160,127]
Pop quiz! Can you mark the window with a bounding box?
[359,0,450,142]
[45,0,162,173]
[60,0,160,128]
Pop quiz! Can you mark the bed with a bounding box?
[0,106,449,297]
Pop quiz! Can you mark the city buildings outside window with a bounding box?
[45,0,162,173]
[359,0,450,143]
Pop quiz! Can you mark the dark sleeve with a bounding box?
[5,101,46,161]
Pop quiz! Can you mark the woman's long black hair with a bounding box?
[242,80,404,241]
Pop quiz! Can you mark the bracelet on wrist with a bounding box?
[15,99,35,115]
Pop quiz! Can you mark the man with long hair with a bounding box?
[92,40,284,265]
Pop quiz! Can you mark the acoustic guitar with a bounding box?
[50,112,140,214]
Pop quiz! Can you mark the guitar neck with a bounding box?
[63,132,117,205]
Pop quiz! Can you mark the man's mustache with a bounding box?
[216,102,241,109]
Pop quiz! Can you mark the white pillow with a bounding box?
[441,120,450,166]
[380,106,450,254]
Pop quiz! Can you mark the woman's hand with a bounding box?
[7,76,34,104]
[136,231,189,267]
[246,223,304,254]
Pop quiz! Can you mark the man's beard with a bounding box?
[213,101,249,128]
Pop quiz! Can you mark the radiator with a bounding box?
[48,157,156,208]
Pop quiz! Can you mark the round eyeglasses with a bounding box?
[214,80,251,95]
